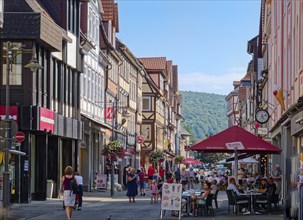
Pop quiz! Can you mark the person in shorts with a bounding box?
[138,168,146,196]
[180,167,188,191]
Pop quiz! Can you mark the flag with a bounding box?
[273,87,285,111]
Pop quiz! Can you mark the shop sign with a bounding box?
[136,135,144,144]
[257,127,268,135]
[0,106,18,122]
[40,107,54,133]
[104,107,116,119]
[226,142,244,150]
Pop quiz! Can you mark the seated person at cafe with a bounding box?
[227,178,251,214]
[190,182,211,216]
[256,178,268,196]
[255,177,270,211]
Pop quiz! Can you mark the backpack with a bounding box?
[70,176,78,194]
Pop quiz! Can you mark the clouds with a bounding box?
[179,68,246,95]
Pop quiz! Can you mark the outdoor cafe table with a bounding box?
[241,191,262,215]
[182,190,204,216]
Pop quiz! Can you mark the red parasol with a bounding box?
[183,158,203,165]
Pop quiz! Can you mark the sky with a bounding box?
[116,0,261,95]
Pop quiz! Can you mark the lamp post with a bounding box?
[110,97,118,197]
[2,41,43,214]
[3,41,12,214]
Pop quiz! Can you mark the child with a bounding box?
[151,180,158,204]
[157,178,163,202]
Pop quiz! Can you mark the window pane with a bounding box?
[143,97,150,111]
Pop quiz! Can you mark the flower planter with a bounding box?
[47,182,54,198]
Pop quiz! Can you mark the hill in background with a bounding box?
[180,91,228,140]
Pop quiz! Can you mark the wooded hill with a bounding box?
[180,91,228,141]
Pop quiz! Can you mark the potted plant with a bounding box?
[101,140,126,160]
[47,179,55,198]
[175,155,184,164]
[149,150,165,164]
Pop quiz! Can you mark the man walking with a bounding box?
[74,172,83,210]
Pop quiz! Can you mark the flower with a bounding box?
[101,141,125,159]
[149,150,165,163]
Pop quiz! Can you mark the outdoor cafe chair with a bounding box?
[194,193,214,217]
[225,189,236,213]
[271,194,280,209]
[255,198,271,214]
[230,190,250,215]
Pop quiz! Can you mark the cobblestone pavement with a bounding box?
[6,188,284,220]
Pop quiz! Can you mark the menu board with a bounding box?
[96,174,107,189]
[161,183,182,211]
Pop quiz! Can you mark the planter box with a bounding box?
[47,182,54,198]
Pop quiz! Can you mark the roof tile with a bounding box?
[138,57,166,71]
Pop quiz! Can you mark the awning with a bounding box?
[188,125,282,181]
[189,125,282,154]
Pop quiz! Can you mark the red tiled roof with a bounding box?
[172,65,178,92]
[102,0,114,21]
[233,81,241,86]
[114,3,119,32]
[241,72,251,81]
[138,57,166,71]
[166,60,172,74]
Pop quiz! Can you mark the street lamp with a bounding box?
[108,95,130,197]
[110,98,117,197]
[2,41,43,214]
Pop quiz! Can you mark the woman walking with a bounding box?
[61,166,77,220]
[126,168,138,203]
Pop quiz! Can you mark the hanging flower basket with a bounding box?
[175,155,184,164]
[149,150,165,164]
[101,141,126,159]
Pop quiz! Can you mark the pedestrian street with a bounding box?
[7,189,284,220]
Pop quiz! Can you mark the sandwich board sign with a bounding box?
[160,183,182,220]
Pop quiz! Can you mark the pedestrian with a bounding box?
[150,180,158,204]
[126,168,138,203]
[74,172,83,210]
[157,178,163,202]
[138,168,146,196]
[159,166,165,180]
[272,164,282,192]
[61,166,77,220]
[167,172,174,183]
[153,169,159,182]
[174,167,181,183]
[123,164,130,189]
[147,164,155,188]
[187,167,195,189]
[180,167,188,191]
